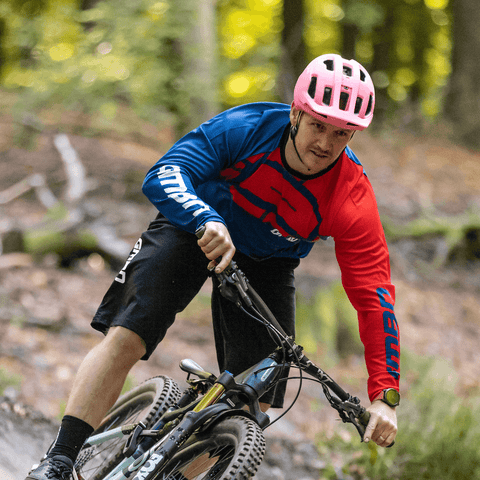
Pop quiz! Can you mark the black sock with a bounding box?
[48,415,95,463]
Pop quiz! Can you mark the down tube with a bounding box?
[235,356,283,398]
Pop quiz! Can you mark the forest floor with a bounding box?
[1,110,480,479]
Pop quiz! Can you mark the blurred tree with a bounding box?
[444,0,480,148]
[217,0,282,107]
[340,0,389,124]
[338,0,451,129]
[0,0,461,143]
[184,0,220,130]
[370,1,395,125]
[80,0,101,30]
[0,0,46,76]
[402,4,431,106]
[279,0,306,103]
[0,16,5,77]
[340,0,361,60]
[0,0,198,143]
[81,0,100,8]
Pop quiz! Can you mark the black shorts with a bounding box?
[92,214,300,407]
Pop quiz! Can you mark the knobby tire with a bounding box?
[74,376,181,480]
[146,415,266,480]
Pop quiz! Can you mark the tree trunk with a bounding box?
[341,19,359,61]
[81,0,100,9]
[370,5,395,127]
[279,0,307,104]
[0,18,5,79]
[444,0,480,148]
[185,0,219,131]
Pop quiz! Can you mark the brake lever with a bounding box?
[328,395,370,442]
[215,262,252,308]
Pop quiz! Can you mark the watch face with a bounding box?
[385,388,400,406]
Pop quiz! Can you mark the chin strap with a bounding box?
[289,111,310,171]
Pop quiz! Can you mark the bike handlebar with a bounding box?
[194,224,393,445]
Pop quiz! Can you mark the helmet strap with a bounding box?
[289,111,311,171]
[289,110,303,140]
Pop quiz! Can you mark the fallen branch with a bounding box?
[53,133,87,203]
[0,134,133,267]
[0,173,58,209]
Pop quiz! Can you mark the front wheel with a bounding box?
[148,415,266,480]
[74,375,181,480]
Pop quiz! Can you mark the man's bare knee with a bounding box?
[102,326,147,363]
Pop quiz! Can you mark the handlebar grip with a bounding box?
[359,410,395,448]
[359,410,370,428]
[195,225,206,239]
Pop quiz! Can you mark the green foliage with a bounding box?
[1,0,196,142]
[315,351,480,480]
[217,0,282,105]
[24,227,98,258]
[382,208,480,267]
[0,0,456,138]
[383,209,480,242]
[296,281,363,364]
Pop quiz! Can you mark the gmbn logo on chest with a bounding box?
[115,238,142,284]
[376,288,400,380]
[270,228,299,243]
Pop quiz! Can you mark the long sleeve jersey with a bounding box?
[143,102,400,400]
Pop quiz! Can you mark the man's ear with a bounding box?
[289,103,299,125]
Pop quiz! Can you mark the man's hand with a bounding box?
[364,399,397,447]
[197,221,236,273]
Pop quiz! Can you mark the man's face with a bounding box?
[285,106,355,176]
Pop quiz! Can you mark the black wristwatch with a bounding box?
[380,388,400,407]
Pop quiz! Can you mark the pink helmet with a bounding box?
[293,54,375,130]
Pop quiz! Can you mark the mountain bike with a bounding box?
[70,229,373,480]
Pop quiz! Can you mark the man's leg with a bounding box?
[64,325,146,428]
[28,217,209,479]
[26,326,146,480]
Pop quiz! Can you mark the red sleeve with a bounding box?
[332,178,400,402]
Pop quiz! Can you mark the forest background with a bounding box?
[2,0,480,479]
[2,0,479,146]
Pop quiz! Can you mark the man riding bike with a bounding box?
[27,53,399,480]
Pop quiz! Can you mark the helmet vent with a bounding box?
[308,76,317,99]
[360,70,366,82]
[324,59,334,71]
[322,87,332,106]
[343,66,352,77]
[354,97,363,114]
[339,92,349,111]
[365,94,373,115]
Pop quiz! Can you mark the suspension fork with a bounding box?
[133,372,238,479]
[192,371,236,412]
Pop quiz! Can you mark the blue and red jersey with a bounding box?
[142,102,400,400]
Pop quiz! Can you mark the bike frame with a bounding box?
[77,360,278,479]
